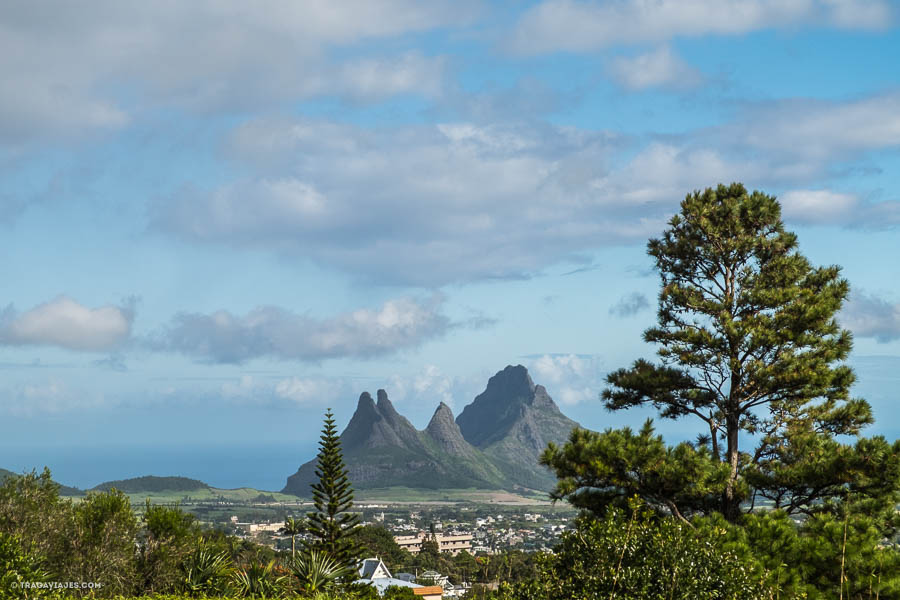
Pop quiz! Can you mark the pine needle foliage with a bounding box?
[307,409,361,573]
[543,183,900,523]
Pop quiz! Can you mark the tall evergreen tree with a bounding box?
[542,183,900,522]
[306,409,361,572]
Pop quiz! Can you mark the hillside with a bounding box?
[284,390,508,494]
[283,365,582,496]
[91,475,210,493]
[456,365,580,490]
[1,467,85,496]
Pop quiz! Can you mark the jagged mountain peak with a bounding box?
[485,364,535,398]
[376,389,399,415]
[357,391,376,410]
[425,402,477,457]
[456,365,556,448]
[283,366,583,495]
[426,402,456,435]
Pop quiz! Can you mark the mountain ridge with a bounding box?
[282,365,582,495]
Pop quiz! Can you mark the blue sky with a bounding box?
[2,0,900,489]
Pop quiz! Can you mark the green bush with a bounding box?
[498,504,772,600]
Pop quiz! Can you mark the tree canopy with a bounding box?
[307,408,361,572]
[542,183,900,522]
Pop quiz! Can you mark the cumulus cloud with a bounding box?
[0,296,135,352]
[779,189,860,223]
[0,1,473,146]
[151,87,900,285]
[389,364,459,408]
[152,296,455,364]
[157,119,736,285]
[218,374,346,406]
[779,189,900,228]
[609,292,650,317]
[608,46,703,91]
[274,376,348,405]
[507,0,892,54]
[842,292,900,343]
[723,93,900,163]
[529,353,603,406]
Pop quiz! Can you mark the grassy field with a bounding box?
[59,484,554,506]
[60,486,302,504]
[354,487,552,505]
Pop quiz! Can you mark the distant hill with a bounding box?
[283,365,583,495]
[91,475,210,493]
[1,467,85,496]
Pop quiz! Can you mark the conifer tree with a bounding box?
[542,183,900,523]
[306,409,361,572]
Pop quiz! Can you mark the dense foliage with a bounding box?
[538,184,900,599]
[498,503,772,599]
[545,183,897,522]
[307,409,362,575]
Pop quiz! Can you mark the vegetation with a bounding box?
[544,183,899,523]
[307,409,362,575]
[498,501,772,599]
[537,184,900,598]
[91,476,210,493]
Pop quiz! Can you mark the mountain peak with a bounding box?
[376,389,398,416]
[485,365,535,397]
[283,366,583,495]
[358,391,376,410]
[456,364,572,449]
[426,402,477,458]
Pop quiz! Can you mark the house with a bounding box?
[394,531,473,556]
[357,558,441,598]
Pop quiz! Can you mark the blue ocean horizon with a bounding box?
[1,441,318,492]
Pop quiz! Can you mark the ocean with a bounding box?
[0,441,318,492]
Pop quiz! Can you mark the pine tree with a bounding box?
[542,183,900,523]
[306,409,361,572]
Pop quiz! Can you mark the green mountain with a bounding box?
[1,467,85,496]
[282,365,582,496]
[91,475,210,493]
[456,365,580,490]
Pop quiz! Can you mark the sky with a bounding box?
[2,0,900,490]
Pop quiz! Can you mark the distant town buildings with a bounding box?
[357,557,444,599]
[394,531,473,556]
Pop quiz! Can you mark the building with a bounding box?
[414,586,444,599]
[394,532,473,556]
[358,558,442,598]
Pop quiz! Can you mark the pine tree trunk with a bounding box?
[723,417,741,521]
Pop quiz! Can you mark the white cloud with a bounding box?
[274,377,346,405]
[608,46,703,91]
[507,0,892,54]
[219,374,345,406]
[387,365,481,418]
[779,189,900,228]
[842,292,900,343]
[0,1,473,146]
[530,354,603,405]
[153,296,454,363]
[157,120,709,285]
[779,189,860,223]
[727,93,900,161]
[154,88,900,286]
[0,296,134,352]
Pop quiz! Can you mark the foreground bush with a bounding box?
[497,505,772,600]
